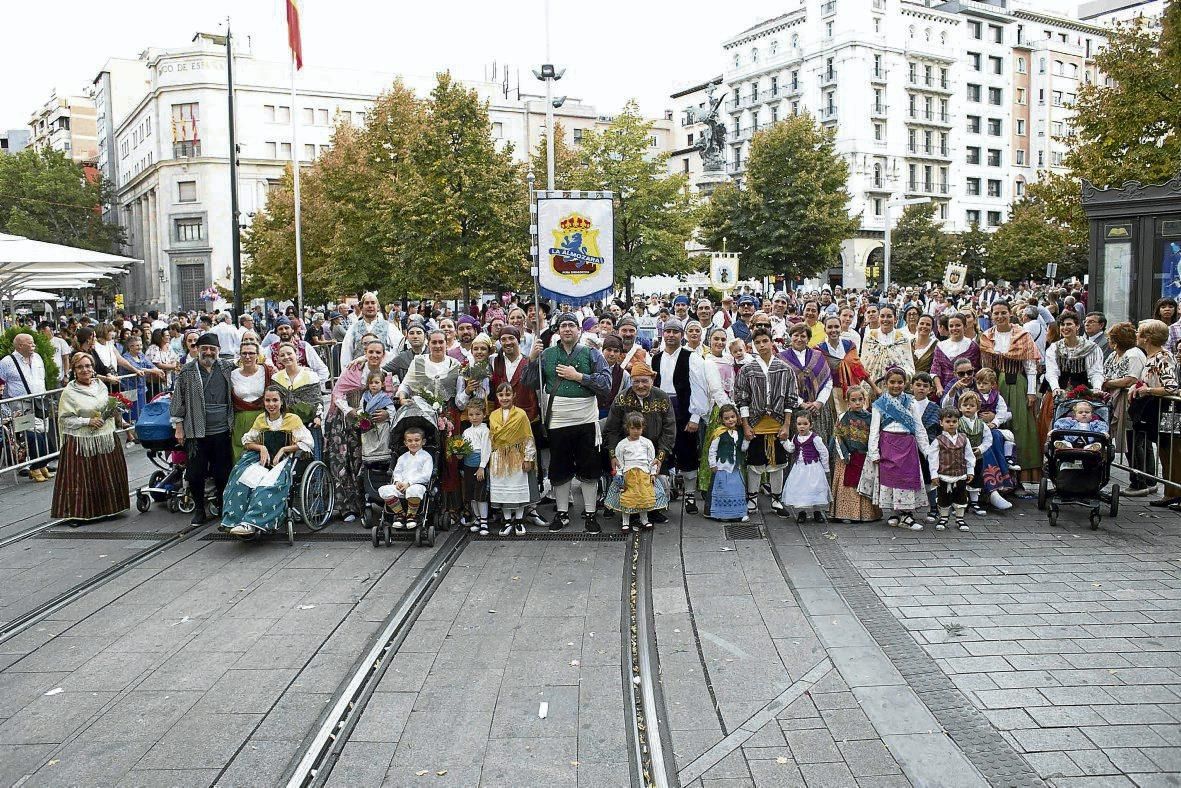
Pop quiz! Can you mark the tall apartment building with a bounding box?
[1078,0,1166,28]
[28,94,99,162]
[91,58,151,223]
[700,0,1104,287]
[99,32,660,313]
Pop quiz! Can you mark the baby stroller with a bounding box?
[1037,397,1119,529]
[133,393,219,517]
[364,400,445,548]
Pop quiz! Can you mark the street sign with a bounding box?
[1045,263,1058,279]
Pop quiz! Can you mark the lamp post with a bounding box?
[531,0,564,191]
[883,196,931,292]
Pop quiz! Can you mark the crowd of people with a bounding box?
[2,278,1180,535]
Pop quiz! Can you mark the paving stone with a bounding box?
[252,691,332,742]
[818,707,879,742]
[0,689,117,745]
[136,712,262,769]
[114,768,222,787]
[478,736,578,787]
[783,728,842,764]
[797,760,859,787]
[82,689,203,742]
[22,739,153,787]
[0,744,55,787]
[192,668,298,714]
[699,748,755,781]
[746,756,806,788]
[348,690,415,744]
[214,737,302,787]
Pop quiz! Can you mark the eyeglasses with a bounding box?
[957,369,974,377]
[753,323,771,329]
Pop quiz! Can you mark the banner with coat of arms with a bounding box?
[943,263,968,292]
[533,191,614,306]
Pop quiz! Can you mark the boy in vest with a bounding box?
[597,334,630,517]
[926,407,975,532]
[911,372,942,524]
[956,391,992,517]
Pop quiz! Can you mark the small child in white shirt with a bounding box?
[461,401,492,535]
[605,412,667,532]
[378,427,434,529]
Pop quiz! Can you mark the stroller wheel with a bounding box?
[177,492,195,514]
[286,517,295,546]
[1109,484,1120,517]
[167,498,180,514]
[371,525,382,547]
[136,493,151,514]
[1090,512,1101,531]
[384,525,394,546]
[1037,478,1048,511]
[148,471,168,502]
[424,524,436,547]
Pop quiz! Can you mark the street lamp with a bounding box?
[883,196,931,292]
[531,0,564,191]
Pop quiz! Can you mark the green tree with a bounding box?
[529,121,582,191]
[699,114,857,283]
[0,147,124,252]
[985,199,1084,282]
[569,102,698,301]
[957,222,988,281]
[886,202,958,285]
[399,73,529,294]
[1065,8,1180,188]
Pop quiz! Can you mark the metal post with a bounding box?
[290,52,304,314]
[882,203,892,293]
[226,22,243,319]
[544,0,555,191]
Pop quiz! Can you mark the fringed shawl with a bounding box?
[58,380,118,457]
[779,347,832,401]
[489,405,533,475]
[873,392,919,436]
[979,326,1041,363]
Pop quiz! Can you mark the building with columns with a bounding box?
[689,0,1105,288]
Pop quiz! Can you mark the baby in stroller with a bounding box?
[1052,401,1109,452]
[378,426,433,529]
[358,372,394,465]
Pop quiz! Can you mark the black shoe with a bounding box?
[649,510,669,524]
[796,512,807,524]
[1149,496,1181,508]
[813,512,826,523]
[583,514,601,534]
[548,512,570,532]
[684,495,698,515]
[772,499,788,517]
[190,508,209,526]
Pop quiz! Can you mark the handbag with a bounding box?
[5,354,49,432]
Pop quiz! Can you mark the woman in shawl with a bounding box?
[1101,322,1144,458]
[399,329,463,522]
[930,313,980,396]
[325,339,393,522]
[1038,311,1105,441]
[858,367,931,530]
[52,353,129,521]
[219,385,313,538]
[817,316,873,415]
[230,341,271,461]
[695,327,740,507]
[911,315,938,379]
[273,343,323,457]
[455,334,494,411]
[779,323,834,442]
[488,382,539,536]
[829,384,879,522]
[979,301,1042,480]
[860,305,915,386]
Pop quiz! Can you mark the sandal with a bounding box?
[886,515,901,528]
[972,504,987,516]
[956,518,969,532]
[900,514,923,531]
[936,516,948,531]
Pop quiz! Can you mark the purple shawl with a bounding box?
[930,341,980,390]
[778,347,832,401]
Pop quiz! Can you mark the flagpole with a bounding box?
[226,20,244,320]
[290,53,305,315]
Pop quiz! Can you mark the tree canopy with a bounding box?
[887,202,959,286]
[698,113,858,282]
[0,147,123,253]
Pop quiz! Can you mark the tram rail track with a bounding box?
[283,528,471,788]
[624,531,677,788]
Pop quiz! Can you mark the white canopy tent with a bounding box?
[0,232,139,327]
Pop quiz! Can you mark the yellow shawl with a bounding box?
[490,406,533,475]
[249,412,305,433]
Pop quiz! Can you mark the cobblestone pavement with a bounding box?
[0,463,1177,787]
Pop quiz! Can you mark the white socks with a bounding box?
[990,491,1013,510]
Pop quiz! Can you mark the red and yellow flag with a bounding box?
[286,0,303,69]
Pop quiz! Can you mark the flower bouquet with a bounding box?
[445,436,473,460]
[461,358,491,384]
[99,392,134,420]
[1062,384,1109,404]
[356,414,375,433]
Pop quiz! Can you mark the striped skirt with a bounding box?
[51,436,129,521]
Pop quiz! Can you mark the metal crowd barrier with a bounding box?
[1112,394,1181,496]
[1,373,140,479]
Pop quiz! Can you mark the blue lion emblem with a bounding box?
[559,232,589,261]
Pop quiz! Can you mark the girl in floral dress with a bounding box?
[829,384,879,523]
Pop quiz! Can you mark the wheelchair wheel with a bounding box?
[298,460,334,531]
[286,516,295,546]
[148,470,168,502]
[136,493,151,513]
[1037,478,1048,511]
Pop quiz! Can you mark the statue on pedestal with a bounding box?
[685,85,728,173]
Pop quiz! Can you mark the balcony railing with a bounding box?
[871,67,887,81]
[906,179,950,195]
[906,108,952,124]
[820,70,837,87]
[906,144,951,157]
[821,0,837,14]
[819,106,838,120]
[905,75,952,92]
[870,103,888,116]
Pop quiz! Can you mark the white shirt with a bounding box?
[340,318,405,367]
[0,350,46,397]
[840,330,861,351]
[867,397,931,463]
[392,448,434,486]
[657,346,681,397]
[231,366,267,400]
[708,429,744,473]
[925,432,976,483]
[1044,340,1105,392]
[462,423,492,470]
[212,322,241,356]
[615,435,656,473]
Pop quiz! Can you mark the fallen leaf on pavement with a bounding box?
[776,757,789,765]
[415,770,428,776]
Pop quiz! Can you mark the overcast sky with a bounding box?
[1,0,1078,131]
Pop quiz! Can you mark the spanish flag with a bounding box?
[286,0,303,69]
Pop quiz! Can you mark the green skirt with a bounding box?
[231,409,262,462]
[999,374,1041,475]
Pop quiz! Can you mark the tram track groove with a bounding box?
[283,528,472,788]
[624,530,677,788]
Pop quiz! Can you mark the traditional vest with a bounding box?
[597,364,626,417]
[491,354,538,421]
[541,343,596,399]
[937,433,969,477]
[651,347,692,424]
[958,416,985,449]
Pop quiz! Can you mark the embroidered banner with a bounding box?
[534,192,614,306]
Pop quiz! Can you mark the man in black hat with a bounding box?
[171,333,237,524]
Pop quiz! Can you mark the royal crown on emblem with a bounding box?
[559,215,592,231]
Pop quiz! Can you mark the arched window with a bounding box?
[752,47,760,62]
[924,27,931,41]
[735,53,741,67]
[940,31,947,45]
[1017,56,1026,73]
[873,163,882,187]
[791,33,799,48]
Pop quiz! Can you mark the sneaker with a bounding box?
[514,521,526,536]
[478,522,489,536]
[649,510,669,524]
[684,495,698,515]
[229,524,254,536]
[925,510,939,524]
[548,512,570,532]
[584,514,601,534]
[499,522,513,536]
